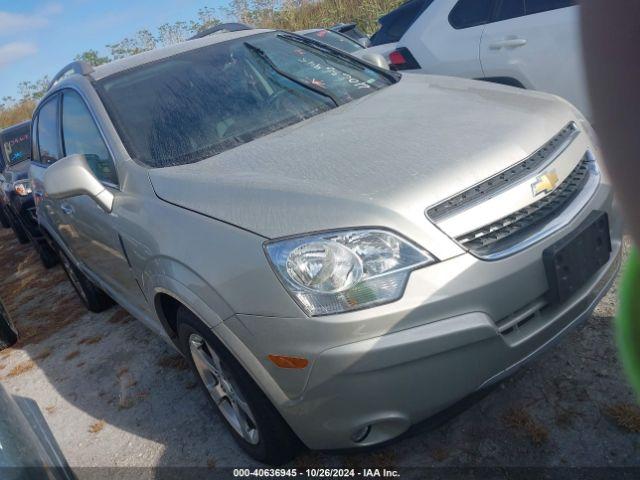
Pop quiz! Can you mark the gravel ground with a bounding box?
[0,228,638,472]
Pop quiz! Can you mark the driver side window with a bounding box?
[61,90,118,186]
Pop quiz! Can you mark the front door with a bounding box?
[57,89,148,314]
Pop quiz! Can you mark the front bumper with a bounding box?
[230,174,623,450]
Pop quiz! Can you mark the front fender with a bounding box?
[144,256,234,333]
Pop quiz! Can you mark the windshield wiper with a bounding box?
[244,42,340,107]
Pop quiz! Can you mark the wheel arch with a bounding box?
[152,286,292,409]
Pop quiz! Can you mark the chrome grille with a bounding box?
[427,122,579,221]
[456,154,592,256]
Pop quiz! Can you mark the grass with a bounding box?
[33,349,52,361]
[7,360,36,377]
[158,354,189,370]
[78,335,103,345]
[89,420,106,434]
[64,351,80,361]
[503,408,549,445]
[0,100,35,130]
[430,447,449,462]
[604,404,640,433]
[108,309,131,324]
[258,0,404,34]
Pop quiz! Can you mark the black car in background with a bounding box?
[0,298,17,351]
[0,383,76,480]
[0,121,58,268]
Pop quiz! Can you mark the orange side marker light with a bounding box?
[268,355,309,369]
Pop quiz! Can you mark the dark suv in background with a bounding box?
[0,121,58,268]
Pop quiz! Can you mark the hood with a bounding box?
[149,74,577,239]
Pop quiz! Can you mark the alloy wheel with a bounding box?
[188,333,260,445]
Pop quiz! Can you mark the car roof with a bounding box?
[0,120,31,136]
[296,29,323,35]
[91,28,274,81]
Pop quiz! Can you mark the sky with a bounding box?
[0,0,229,99]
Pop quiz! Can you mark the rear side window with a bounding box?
[36,97,62,165]
[496,0,525,21]
[495,0,575,21]
[370,0,435,46]
[61,91,118,185]
[525,0,575,15]
[450,0,495,29]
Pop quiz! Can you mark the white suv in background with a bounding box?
[360,0,590,118]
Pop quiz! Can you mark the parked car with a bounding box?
[329,22,370,47]
[362,0,590,118]
[0,187,10,229]
[0,122,32,230]
[0,122,58,268]
[0,298,17,351]
[30,29,621,464]
[0,383,76,479]
[297,28,365,54]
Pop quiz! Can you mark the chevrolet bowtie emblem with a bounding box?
[531,170,559,197]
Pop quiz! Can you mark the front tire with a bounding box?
[59,250,112,313]
[33,239,59,269]
[10,216,29,244]
[0,300,18,350]
[0,207,10,229]
[177,307,300,465]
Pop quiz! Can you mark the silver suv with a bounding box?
[29,29,622,464]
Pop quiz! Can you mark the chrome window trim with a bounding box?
[49,84,122,192]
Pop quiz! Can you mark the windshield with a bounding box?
[1,124,31,166]
[302,30,363,53]
[98,32,395,168]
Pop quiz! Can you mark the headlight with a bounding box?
[265,229,437,316]
[14,180,32,197]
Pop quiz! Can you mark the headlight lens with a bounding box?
[265,229,437,316]
[14,180,32,197]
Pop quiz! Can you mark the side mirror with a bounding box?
[44,154,114,213]
[359,52,389,70]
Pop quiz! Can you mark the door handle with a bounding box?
[60,203,75,215]
[490,38,527,50]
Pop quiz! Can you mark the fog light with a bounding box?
[351,425,371,443]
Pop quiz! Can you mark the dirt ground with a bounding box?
[0,228,638,471]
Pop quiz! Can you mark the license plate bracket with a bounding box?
[543,211,611,304]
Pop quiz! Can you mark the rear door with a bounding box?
[399,0,494,77]
[479,1,590,116]
[30,94,65,242]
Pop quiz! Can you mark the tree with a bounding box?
[190,6,222,33]
[157,21,190,46]
[107,29,157,60]
[75,49,111,67]
[17,76,51,102]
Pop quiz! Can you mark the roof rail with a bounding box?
[48,61,94,90]
[189,22,252,40]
